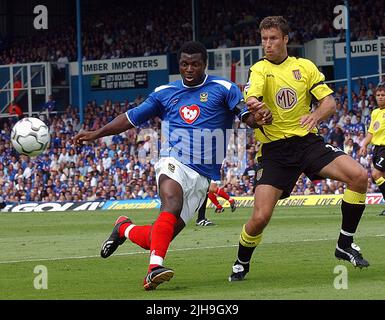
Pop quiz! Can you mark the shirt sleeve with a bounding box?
[226,83,249,120]
[305,59,333,101]
[243,63,265,101]
[126,93,162,126]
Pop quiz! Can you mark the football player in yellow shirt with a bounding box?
[359,82,385,215]
[229,16,370,282]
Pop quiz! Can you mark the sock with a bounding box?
[148,211,177,272]
[216,187,231,201]
[197,194,209,221]
[375,177,385,197]
[122,224,152,250]
[236,224,262,264]
[208,192,221,208]
[338,189,366,249]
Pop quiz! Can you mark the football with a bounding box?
[11,117,50,157]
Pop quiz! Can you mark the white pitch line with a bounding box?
[1,234,384,265]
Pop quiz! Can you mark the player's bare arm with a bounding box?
[300,94,336,131]
[73,113,133,143]
[358,132,373,156]
[243,109,272,128]
[243,96,273,128]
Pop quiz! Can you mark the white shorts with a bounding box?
[155,157,210,224]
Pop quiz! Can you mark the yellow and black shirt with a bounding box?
[368,107,385,146]
[244,56,333,144]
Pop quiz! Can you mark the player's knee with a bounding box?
[161,192,183,214]
[345,167,367,192]
[355,168,369,190]
[248,212,270,234]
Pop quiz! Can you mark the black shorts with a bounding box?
[254,133,345,199]
[372,146,385,171]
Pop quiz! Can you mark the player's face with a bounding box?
[261,27,288,63]
[376,89,385,108]
[179,52,206,87]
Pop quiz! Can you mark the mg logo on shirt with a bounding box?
[179,105,200,124]
[275,88,297,109]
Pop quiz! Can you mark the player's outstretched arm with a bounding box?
[300,94,335,131]
[73,113,133,144]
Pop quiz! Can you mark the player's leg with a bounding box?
[143,174,182,290]
[372,168,385,215]
[318,154,369,268]
[208,192,224,212]
[229,145,299,282]
[144,158,209,290]
[103,209,186,254]
[229,184,282,281]
[195,193,215,226]
[208,181,224,213]
[370,146,385,215]
[215,185,237,212]
[210,180,236,211]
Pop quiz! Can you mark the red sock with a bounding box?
[148,211,177,272]
[127,225,152,250]
[216,187,230,201]
[208,192,221,208]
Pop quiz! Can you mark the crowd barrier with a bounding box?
[2,194,384,213]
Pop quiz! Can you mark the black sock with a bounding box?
[236,244,256,265]
[338,200,365,248]
[197,194,208,221]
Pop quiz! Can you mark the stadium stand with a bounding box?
[0,0,384,63]
[0,0,384,203]
[0,75,380,203]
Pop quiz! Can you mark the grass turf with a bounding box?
[0,205,384,300]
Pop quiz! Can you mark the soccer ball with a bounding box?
[11,117,50,157]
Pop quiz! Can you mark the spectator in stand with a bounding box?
[42,95,56,120]
[8,101,23,119]
[12,76,22,100]
[242,159,259,184]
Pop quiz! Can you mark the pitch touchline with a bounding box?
[1,234,384,264]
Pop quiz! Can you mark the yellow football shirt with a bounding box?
[368,107,385,146]
[244,56,333,143]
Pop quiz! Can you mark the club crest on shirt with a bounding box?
[179,105,200,124]
[373,121,380,131]
[200,92,208,102]
[168,163,175,173]
[292,69,302,80]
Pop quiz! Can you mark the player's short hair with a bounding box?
[178,41,207,63]
[259,16,289,37]
[375,82,385,93]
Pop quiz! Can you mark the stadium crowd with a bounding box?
[0,79,382,204]
[0,0,384,203]
[0,0,384,64]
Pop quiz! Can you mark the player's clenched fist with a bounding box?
[247,96,272,125]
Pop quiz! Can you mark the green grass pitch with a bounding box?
[0,205,384,300]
